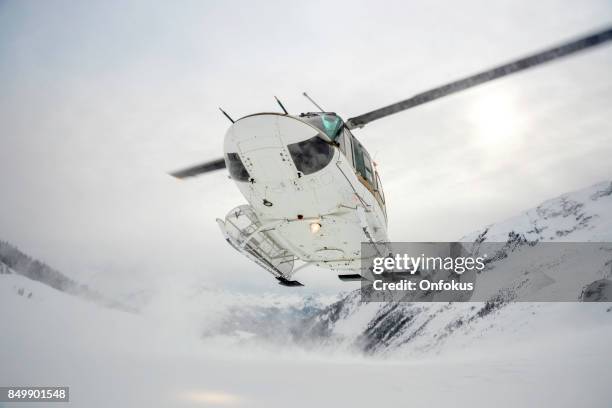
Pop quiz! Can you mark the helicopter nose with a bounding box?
[226,114,318,183]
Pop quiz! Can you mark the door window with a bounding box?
[225,153,250,182]
[352,139,375,186]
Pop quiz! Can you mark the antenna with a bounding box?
[218,107,235,123]
[274,96,288,114]
[302,92,325,112]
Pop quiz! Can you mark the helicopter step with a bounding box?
[217,205,302,286]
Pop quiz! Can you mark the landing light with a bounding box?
[310,222,321,234]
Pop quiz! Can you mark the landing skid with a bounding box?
[338,271,415,282]
[338,273,364,282]
[276,276,304,287]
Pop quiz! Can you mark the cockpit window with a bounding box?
[302,113,344,140]
[287,135,334,175]
[225,152,250,182]
[321,114,343,139]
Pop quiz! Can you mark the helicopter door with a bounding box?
[336,128,353,166]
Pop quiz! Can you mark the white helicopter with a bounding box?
[171,27,612,286]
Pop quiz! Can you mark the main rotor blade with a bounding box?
[169,158,226,179]
[346,26,612,129]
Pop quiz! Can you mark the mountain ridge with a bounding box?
[2,181,611,355]
[296,180,612,355]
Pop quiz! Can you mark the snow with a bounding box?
[2,272,612,407]
[2,270,612,407]
[462,180,612,242]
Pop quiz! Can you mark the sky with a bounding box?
[1,0,611,297]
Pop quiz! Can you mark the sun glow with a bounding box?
[178,390,242,405]
[468,91,525,153]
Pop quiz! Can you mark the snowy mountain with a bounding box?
[297,181,612,356]
[0,241,138,311]
[0,240,82,293]
[463,180,612,242]
[1,181,612,407]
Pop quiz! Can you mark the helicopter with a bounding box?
[171,26,612,287]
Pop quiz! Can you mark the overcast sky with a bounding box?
[1,0,611,296]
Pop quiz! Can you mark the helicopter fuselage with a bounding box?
[216,112,387,284]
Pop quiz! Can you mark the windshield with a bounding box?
[302,113,343,140]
